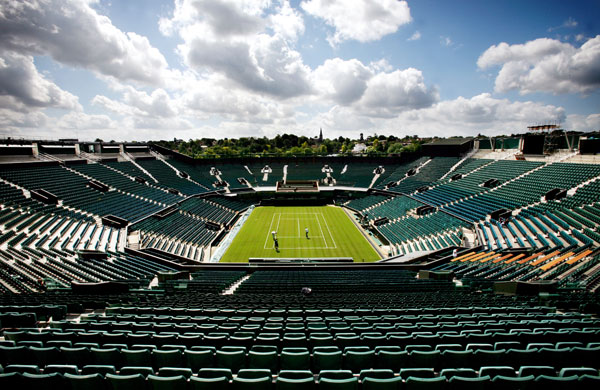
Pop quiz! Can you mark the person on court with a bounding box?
[305,227,309,239]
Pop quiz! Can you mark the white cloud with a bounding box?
[0,107,48,129]
[478,35,600,94]
[123,116,194,131]
[122,88,179,118]
[56,112,116,130]
[303,93,566,138]
[183,83,296,124]
[190,0,265,37]
[548,17,578,32]
[162,0,312,99]
[0,0,172,86]
[358,68,439,117]
[566,113,600,131]
[313,59,438,116]
[0,50,80,111]
[301,0,411,45]
[312,58,372,105]
[440,36,453,47]
[93,75,297,130]
[185,33,312,98]
[408,31,421,41]
[92,85,184,127]
[269,1,305,42]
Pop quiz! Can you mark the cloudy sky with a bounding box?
[0,0,599,141]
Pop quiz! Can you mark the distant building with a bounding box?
[352,143,367,154]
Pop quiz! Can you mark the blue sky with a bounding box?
[0,0,598,141]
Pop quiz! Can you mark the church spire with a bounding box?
[319,128,323,142]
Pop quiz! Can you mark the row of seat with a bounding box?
[3,363,598,379]
[1,365,600,390]
[1,344,598,372]
[8,327,600,349]
[84,313,590,324]
[4,338,598,353]
[103,304,555,316]
[57,321,597,334]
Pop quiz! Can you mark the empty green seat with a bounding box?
[504,349,538,368]
[376,350,408,369]
[106,373,147,390]
[559,367,598,377]
[120,366,155,376]
[318,370,354,380]
[399,368,436,379]
[122,349,153,368]
[318,376,358,390]
[158,367,193,378]
[61,346,93,367]
[343,350,375,373]
[359,368,395,380]
[44,364,79,375]
[232,376,272,390]
[490,375,534,390]
[152,349,183,369]
[435,344,463,352]
[518,366,555,377]
[29,346,60,367]
[472,350,505,367]
[198,368,233,380]
[313,350,342,371]
[447,375,491,390]
[22,372,65,387]
[274,376,315,390]
[536,348,570,368]
[64,373,107,390]
[361,377,402,390]
[92,347,123,368]
[534,375,579,390]
[189,375,230,390]
[237,368,272,379]
[405,376,447,390]
[479,366,516,378]
[248,350,278,371]
[216,350,246,373]
[408,350,441,370]
[147,374,188,390]
[4,364,40,374]
[280,350,310,371]
[440,368,477,378]
[82,365,116,376]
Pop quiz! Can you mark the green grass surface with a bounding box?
[220,206,381,262]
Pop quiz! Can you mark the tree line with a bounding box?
[154,134,427,159]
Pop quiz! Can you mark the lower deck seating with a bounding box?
[0,287,599,388]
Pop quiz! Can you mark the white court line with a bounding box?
[263,212,277,249]
[315,214,328,249]
[263,211,335,250]
[279,212,320,215]
[274,246,333,250]
[321,212,338,248]
[275,213,281,234]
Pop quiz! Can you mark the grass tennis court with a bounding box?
[220,206,381,262]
